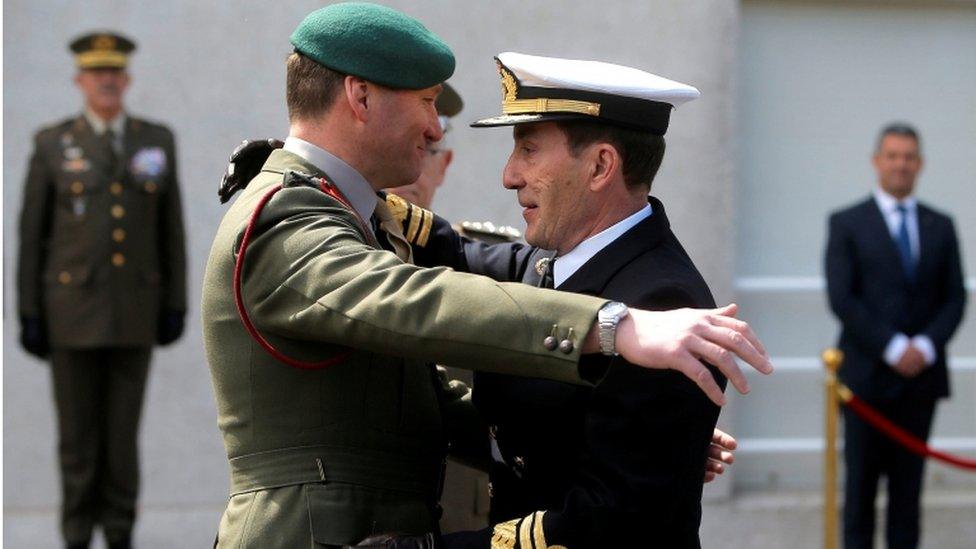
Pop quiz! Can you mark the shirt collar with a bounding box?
[553,203,652,288]
[873,187,916,214]
[84,108,126,136]
[283,136,377,221]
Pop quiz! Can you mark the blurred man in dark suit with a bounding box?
[825,123,966,549]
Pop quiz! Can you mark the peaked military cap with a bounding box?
[290,2,455,90]
[437,82,463,118]
[473,52,700,135]
[69,31,136,69]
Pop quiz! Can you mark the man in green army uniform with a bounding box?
[17,32,186,549]
[204,4,771,547]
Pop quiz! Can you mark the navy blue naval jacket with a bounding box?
[415,197,724,548]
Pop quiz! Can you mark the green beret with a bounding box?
[290,2,455,90]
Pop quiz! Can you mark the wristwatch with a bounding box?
[598,301,629,356]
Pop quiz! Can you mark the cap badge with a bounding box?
[497,61,519,102]
[92,35,117,51]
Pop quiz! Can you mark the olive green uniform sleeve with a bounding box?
[240,185,607,386]
[18,132,54,318]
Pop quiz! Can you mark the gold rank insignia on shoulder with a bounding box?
[459,220,522,244]
[386,193,433,247]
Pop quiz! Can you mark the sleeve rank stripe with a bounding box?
[416,208,433,247]
[519,512,534,549]
[533,511,547,549]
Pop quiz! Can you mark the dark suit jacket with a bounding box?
[825,196,965,401]
[18,114,186,347]
[417,197,723,548]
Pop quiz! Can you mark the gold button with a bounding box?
[70,181,84,194]
[112,228,126,242]
[110,182,123,195]
[58,271,72,284]
[145,181,158,193]
[111,205,125,219]
[112,253,126,267]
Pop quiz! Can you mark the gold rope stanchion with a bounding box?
[822,348,844,549]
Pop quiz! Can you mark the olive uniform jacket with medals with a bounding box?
[415,197,724,549]
[203,148,611,547]
[18,114,186,348]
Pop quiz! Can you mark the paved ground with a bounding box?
[5,489,975,548]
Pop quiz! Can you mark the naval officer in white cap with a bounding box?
[407,52,745,548]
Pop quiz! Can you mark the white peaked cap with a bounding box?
[473,51,700,135]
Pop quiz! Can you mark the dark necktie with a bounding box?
[895,204,915,281]
[103,128,119,170]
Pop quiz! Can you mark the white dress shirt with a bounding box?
[553,204,652,288]
[283,136,378,226]
[872,188,935,367]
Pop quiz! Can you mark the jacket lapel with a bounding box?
[72,116,115,177]
[864,197,911,283]
[116,117,141,180]
[915,204,937,283]
[557,196,668,294]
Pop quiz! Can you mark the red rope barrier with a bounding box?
[842,389,976,471]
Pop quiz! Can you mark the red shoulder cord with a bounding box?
[233,177,375,370]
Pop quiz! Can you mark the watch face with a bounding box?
[602,301,628,319]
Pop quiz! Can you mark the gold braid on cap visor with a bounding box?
[76,50,127,68]
[502,97,601,117]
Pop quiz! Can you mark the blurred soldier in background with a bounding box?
[826,123,966,549]
[17,31,187,549]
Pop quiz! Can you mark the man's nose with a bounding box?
[424,110,444,143]
[502,158,522,190]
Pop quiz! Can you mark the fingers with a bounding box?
[677,354,726,406]
[690,337,750,395]
[708,314,769,362]
[705,457,726,474]
[708,444,735,465]
[701,322,773,376]
[703,471,717,483]
[712,428,737,451]
[713,303,738,318]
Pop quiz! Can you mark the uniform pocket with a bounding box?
[305,483,433,546]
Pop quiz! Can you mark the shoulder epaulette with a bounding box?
[458,220,522,243]
[385,193,433,247]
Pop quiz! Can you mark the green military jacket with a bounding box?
[18,114,186,348]
[203,149,606,547]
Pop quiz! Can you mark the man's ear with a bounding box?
[344,76,371,122]
[589,143,620,192]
